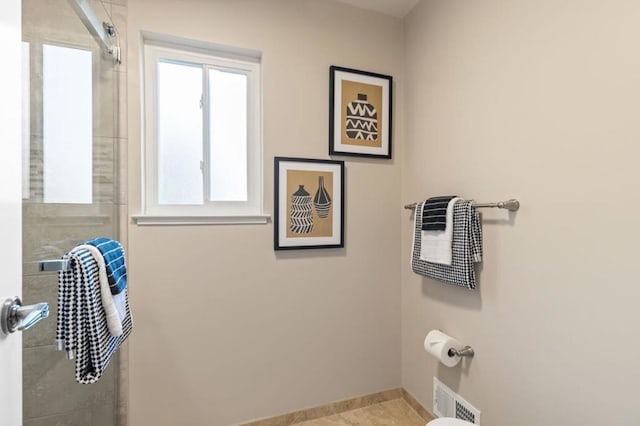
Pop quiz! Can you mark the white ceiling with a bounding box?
[334,0,420,18]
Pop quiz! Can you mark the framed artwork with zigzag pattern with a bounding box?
[329,65,393,159]
[274,157,344,250]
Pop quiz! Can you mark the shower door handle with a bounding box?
[0,297,50,334]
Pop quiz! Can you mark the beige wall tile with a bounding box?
[117,138,128,205]
[94,66,117,139]
[116,71,128,138]
[22,202,116,265]
[22,274,58,349]
[23,345,116,420]
[24,409,92,426]
[111,4,128,69]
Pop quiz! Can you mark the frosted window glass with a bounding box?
[209,69,247,201]
[157,61,203,205]
[43,44,92,204]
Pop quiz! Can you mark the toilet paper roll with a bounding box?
[424,330,462,367]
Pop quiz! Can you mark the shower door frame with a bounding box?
[0,0,25,425]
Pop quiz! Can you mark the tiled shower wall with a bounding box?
[21,0,128,424]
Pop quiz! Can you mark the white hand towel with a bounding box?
[73,244,123,337]
[419,197,461,265]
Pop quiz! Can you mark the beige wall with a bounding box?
[126,1,640,424]
[402,0,640,424]
[126,1,404,425]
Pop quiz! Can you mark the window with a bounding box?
[42,44,93,204]
[139,39,265,224]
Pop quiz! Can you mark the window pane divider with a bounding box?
[202,65,211,202]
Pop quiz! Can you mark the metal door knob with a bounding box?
[1,297,49,334]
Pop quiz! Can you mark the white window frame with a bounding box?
[136,39,267,225]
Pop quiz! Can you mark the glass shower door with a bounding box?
[21,0,122,424]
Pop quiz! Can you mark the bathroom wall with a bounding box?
[126,1,403,424]
[402,0,640,424]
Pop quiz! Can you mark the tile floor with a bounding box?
[295,399,426,425]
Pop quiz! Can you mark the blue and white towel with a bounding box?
[56,248,132,384]
[86,238,127,295]
[73,244,125,337]
[412,199,483,289]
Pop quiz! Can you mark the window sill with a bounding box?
[132,214,271,226]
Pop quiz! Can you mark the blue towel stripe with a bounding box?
[86,237,127,295]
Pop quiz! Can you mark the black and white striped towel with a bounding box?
[412,199,483,289]
[56,248,132,384]
[421,195,457,231]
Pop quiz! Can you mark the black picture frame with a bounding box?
[274,157,345,250]
[329,65,393,159]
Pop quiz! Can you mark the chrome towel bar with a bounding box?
[38,259,70,272]
[404,198,520,212]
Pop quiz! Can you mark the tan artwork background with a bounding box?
[341,80,383,148]
[286,169,334,238]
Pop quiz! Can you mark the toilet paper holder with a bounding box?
[448,346,475,358]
